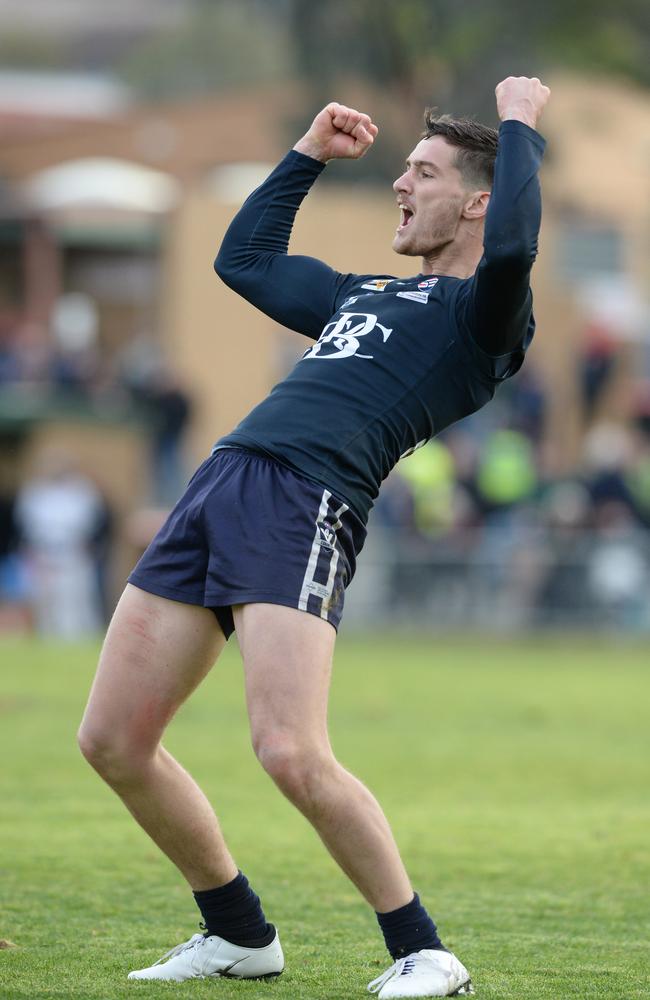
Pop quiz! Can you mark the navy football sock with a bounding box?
[376,892,444,959]
[193,871,274,948]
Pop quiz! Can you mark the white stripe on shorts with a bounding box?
[298,493,350,616]
[318,500,349,618]
[320,546,340,619]
[298,490,331,612]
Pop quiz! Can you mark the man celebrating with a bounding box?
[79,76,549,997]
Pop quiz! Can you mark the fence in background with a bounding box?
[345,525,650,633]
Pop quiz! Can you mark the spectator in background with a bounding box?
[0,331,22,383]
[118,334,193,506]
[586,500,649,629]
[0,463,30,631]
[0,319,53,385]
[137,369,192,506]
[534,479,593,626]
[471,428,539,625]
[500,364,547,442]
[473,428,538,517]
[579,319,621,421]
[394,440,456,539]
[624,424,650,529]
[15,449,109,638]
[581,421,637,520]
[635,381,650,439]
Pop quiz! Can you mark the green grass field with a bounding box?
[1,633,649,1000]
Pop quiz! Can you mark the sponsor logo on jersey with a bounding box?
[303,311,393,361]
[360,278,393,292]
[418,277,439,290]
[396,290,429,304]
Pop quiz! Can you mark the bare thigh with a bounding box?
[79,584,226,756]
[234,602,336,759]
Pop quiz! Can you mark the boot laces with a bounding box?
[368,955,417,993]
[153,932,206,966]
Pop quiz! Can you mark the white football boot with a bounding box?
[127,928,284,982]
[367,949,473,998]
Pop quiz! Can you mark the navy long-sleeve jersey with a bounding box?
[214,120,545,524]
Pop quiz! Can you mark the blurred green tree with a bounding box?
[285,0,649,177]
[0,32,68,70]
[289,0,650,118]
[119,0,295,101]
[112,0,649,177]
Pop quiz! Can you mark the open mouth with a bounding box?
[398,206,414,232]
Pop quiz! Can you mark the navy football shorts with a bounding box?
[128,447,366,639]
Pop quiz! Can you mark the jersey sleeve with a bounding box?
[214,150,355,341]
[455,120,546,378]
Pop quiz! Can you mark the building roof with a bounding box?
[0,84,304,184]
[0,0,185,36]
[0,70,132,119]
[22,158,179,214]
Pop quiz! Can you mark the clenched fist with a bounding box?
[496,77,550,130]
[294,103,379,163]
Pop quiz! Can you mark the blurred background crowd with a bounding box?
[1,0,649,637]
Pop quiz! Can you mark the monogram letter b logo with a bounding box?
[303,312,392,361]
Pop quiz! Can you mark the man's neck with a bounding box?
[420,240,483,280]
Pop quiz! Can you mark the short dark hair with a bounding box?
[422,111,498,190]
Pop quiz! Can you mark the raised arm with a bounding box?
[459,77,549,363]
[214,103,378,340]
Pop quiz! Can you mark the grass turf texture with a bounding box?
[0,634,649,1000]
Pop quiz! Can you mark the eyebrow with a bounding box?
[405,159,440,173]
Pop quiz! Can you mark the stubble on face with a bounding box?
[392,194,464,258]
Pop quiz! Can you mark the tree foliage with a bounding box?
[119,0,650,111]
[289,0,650,119]
[114,0,650,177]
[119,0,294,101]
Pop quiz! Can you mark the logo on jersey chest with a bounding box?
[396,290,429,304]
[303,311,393,361]
[360,278,393,292]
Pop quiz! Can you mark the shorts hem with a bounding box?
[127,576,340,632]
[205,591,340,630]
[127,574,206,608]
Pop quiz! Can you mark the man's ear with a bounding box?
[462,190,490,220]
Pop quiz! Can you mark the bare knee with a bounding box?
[77,718,157,788]
[253,730,333,808]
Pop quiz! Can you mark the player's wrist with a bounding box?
[499,109,538,129]
[498,96,543,130]
[293,137,330,163]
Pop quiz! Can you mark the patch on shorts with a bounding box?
[299,490,348,620]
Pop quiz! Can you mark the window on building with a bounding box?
[557,217,624,284]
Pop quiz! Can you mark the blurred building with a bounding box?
[0,1,186,48]
[531,73,650,472]
[0,69,648,626]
